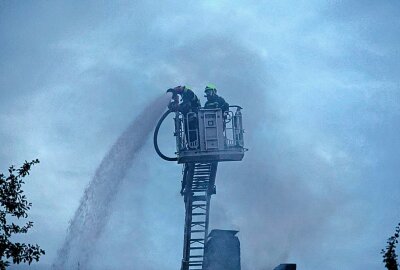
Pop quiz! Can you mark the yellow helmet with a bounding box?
[204,84,217,94]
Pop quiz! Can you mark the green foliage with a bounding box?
[0,159,45,269]
[382,222,400,270]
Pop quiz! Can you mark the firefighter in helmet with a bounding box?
[166,85,201,145]
[203,84,229,196]
[167,86,201,115]
[167,86,201,196]
[203,84,229,114]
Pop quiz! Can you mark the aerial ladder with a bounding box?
[154,92,246,270]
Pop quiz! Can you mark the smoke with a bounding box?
[46,35,349,270]
[3,2,394,270]
[52,93,170,270]
[160,38,347,269]
[66,37,348,270]
[61,37,348,270]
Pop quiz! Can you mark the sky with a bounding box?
[1,0,400,269]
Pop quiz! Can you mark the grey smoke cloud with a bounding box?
[1,1,400,270]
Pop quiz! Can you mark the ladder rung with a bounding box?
[192,204,206,207]
[191,230,205,233]
[191,224,206,227]
[190,247,204,250]
[191,221,205,225]
[195,164,210,167]
[190,255,204,258]
[190,238,205,242]
[192,196,207,201]
[191,212,206,216]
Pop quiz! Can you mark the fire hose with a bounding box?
[153,109,178,162]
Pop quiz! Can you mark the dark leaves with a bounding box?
[0,159,44,268]
[382,223,400,270]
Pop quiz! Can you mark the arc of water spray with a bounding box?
[52,93,171,270]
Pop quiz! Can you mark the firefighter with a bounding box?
[167,86,201,115]
[166,86,201,196]
[203,84,229,114]
[203,84,229,196]
[167,85,201,151]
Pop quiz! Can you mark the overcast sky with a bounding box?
[1,1,400,270]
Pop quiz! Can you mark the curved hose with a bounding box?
[154,109,178,161]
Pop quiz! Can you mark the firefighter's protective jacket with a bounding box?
[179,88,201,115]
[204,95,229,113]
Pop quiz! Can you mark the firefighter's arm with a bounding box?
[219,97,229,112]
[166,90,179,111]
